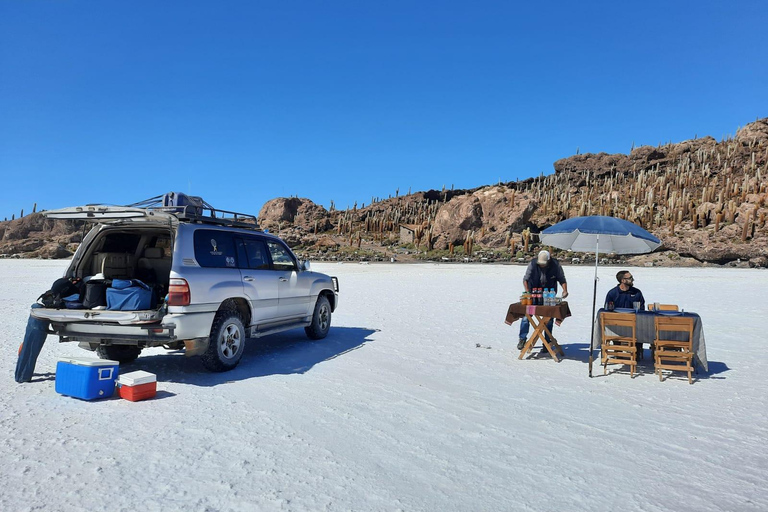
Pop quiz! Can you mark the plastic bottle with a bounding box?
[545,288,552,306]
[543,288,549,306]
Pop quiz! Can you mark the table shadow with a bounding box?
[559,342,729,380]
[117,326,378,387]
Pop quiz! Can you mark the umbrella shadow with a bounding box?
[119,326,378,387]
[559,342,592,363]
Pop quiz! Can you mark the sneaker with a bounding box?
[517,339,526,350]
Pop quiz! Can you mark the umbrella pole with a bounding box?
[588,236,599,377]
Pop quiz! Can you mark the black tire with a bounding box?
[305,295,331,340]
[201,310,246,372]
[95,345,142,364]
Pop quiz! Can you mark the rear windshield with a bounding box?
[193,230,238,268]
[100,233,141,253]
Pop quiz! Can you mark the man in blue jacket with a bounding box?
[517,250,568,350]
[604,270,645,310]
[604,270,646,358]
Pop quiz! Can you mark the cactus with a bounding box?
[522,228,531,253]
[741,212,750,241]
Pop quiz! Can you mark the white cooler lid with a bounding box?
[116,370,156,386]
[58,357,119,367]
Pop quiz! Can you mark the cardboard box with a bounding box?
[55,358,119,400]
[116,370,157,402]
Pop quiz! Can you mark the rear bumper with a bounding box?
[45,311,216,346]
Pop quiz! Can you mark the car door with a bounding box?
[237,236,279,326]
[265,240,313,320]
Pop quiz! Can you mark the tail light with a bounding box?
[168,278,191,306]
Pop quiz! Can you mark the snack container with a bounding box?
[55,357,119,400]
[116,370,157,402]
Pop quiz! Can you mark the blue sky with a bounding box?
[1,1,766,219]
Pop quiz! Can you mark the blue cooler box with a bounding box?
[55,357,120,400]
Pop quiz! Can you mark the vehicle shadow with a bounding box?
[120,326,378,386]
[561,342,729,379]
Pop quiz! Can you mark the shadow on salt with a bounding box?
[560,342,730,379]
[119,326,378,387]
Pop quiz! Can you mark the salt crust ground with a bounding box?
[1,260,766,512]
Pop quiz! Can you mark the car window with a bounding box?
[242,238,270,270]
[193,230,238,268]
[266,241,297,271]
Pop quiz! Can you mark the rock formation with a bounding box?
[2,118,767,267]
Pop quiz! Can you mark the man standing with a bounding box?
[518,250,568,350]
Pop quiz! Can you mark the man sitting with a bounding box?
[604,270,644,310]
[604,270,646,358]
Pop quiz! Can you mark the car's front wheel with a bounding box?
[305,295,331,340]
[202,310,246,372]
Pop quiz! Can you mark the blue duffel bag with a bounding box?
[106,279,153,311]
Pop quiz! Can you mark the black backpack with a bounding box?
[38,277,83,309]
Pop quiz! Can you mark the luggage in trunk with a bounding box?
[106,279,153,311]
[83,279,109,309]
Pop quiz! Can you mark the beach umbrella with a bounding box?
[539,215,661,377]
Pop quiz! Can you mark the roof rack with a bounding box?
[126,193,261,231]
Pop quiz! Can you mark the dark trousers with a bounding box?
[15,304,50,383]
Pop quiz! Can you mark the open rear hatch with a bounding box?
[35,205,176,327]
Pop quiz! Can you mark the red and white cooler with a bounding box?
[116,370,157,401]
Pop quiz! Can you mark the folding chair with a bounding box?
[654,316,695,384]
[600,312,638,378]
[647,304,679,311]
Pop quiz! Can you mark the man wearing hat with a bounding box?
[517,250,569,350]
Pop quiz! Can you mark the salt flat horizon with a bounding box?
[1,260,766,511]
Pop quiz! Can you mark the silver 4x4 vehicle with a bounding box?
[31,194,339,372]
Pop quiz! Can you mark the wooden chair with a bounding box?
[600,312,638,378]
[647,304,679,311]
[654,316,695,384]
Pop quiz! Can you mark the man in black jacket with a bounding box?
[517,250,569,350]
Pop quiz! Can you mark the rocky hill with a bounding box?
[3,118,767,267]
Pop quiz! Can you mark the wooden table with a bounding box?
[505,302,572,362]
[592,309,708,372]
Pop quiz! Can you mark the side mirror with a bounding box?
[300,260,311,271]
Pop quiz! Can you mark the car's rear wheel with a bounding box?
[202,310,246,372]
[96,345,142,364]
[305,295,331,340]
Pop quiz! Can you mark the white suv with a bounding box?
[31,194,339,372]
